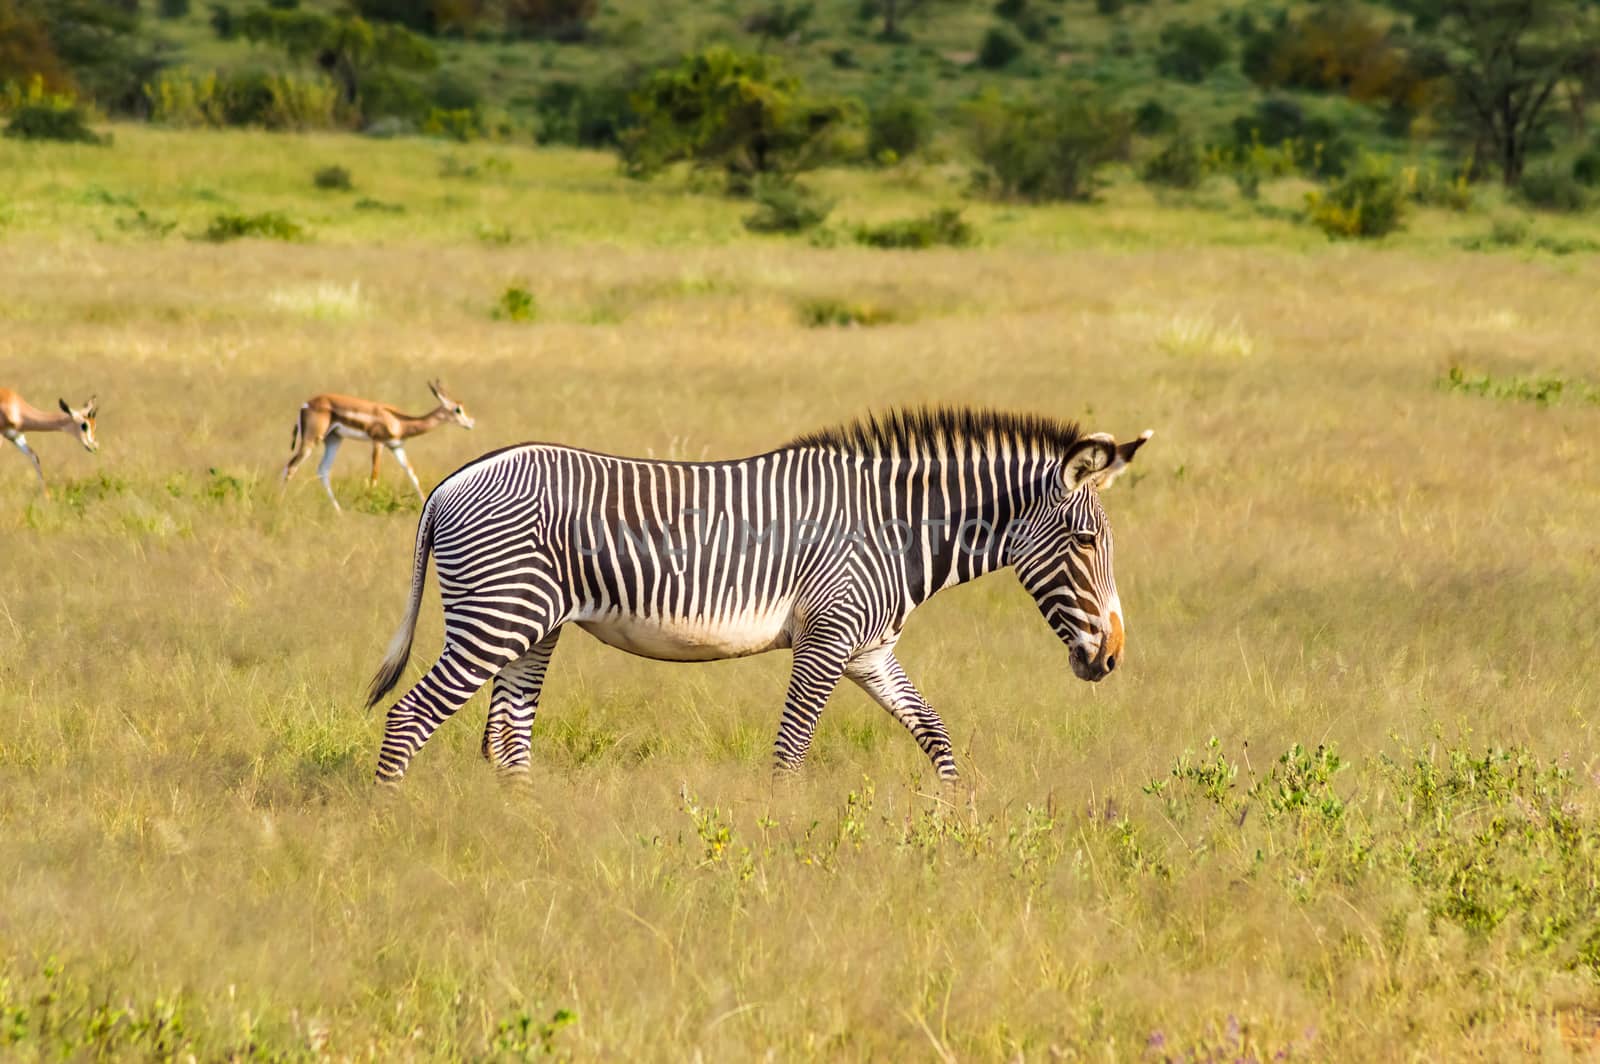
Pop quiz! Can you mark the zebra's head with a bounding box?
[428,379,476,430]
[1009,429,1152,682]
[58,396,98,453]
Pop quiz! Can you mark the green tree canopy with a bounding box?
[240,6,436,105]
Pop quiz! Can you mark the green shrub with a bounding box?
[531,76,635,148]
[866,94,931,164]
[1141,134,1207,189]
[313,165,353,190]
[493,285,537,321]
[115,210,178,238]
[3,102,107,144]
[1094,0,1123,13]
[1230,97,1354,177]
[622,47,852,187]
[1518,167,1590,213]
[853,207,974,249]
[742,178,833,233]
[967,89,1131,202]
[1573,150,1600,188]
[977,24,1026,70]
[423,107,483,142]
[1156,22,1230,84]
[1133,99,1176,136]
[1306,161,1406,239]
[354,197,405,212]
[159,0,192,16]
[209,3,236,38]
[1401,164,1473,210]
[149,67,345,130]
[201,211,305,242]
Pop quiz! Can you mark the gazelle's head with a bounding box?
[58,397,99,453]
[1008,429,1152,682]
[428,380,475,430]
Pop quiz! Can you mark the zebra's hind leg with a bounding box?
[845,646,959,783]
[482,630,560,779]
[772,634,853,777]
[376,646,506,784]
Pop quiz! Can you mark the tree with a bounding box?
[621,47,852,187]
[3,0,166,113]
[1401,0,1600,185]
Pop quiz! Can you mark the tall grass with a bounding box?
[1,126,1599,1059]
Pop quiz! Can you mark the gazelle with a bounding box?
[1,389,99,497]
[282,380,475,511]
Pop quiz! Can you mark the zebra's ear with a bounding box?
[1090,430,1154,491]
[1061,433,1118,491]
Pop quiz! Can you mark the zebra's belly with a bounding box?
[575,605,793,662]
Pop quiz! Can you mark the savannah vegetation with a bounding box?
[3,0,1600,1060]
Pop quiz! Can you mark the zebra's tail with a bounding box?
[367,499,436,708]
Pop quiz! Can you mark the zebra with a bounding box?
[367,407,1152,785]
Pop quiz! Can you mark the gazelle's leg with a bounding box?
[316,433,343,511]
[483,630,561,777]
[387,442,425,501]
[845,646,959,782]
[369,443,382,486]
[773,630,854,776]
[6,432,49,498]
[282,407,326,484]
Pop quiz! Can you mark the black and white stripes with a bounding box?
[368,408,1151,784]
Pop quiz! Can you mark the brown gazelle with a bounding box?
[282,380,475,511]
[1,389,99,497]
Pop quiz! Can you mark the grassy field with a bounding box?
[3,127,1600,1060]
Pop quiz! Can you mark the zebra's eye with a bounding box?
[1074,531,1097,547]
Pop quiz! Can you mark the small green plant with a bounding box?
[1306,159,1406,239]
[354,197,405,213]
[743,178,833,234]
[852,207,974,249]
[115,211,178,238]
[797,297,898,327]
[490,1007,577,1058]
[494,285,538,322]
[312,165,352,190]
[475,222,516,245]
[1439,366,1589,406]
[200,211,304,242]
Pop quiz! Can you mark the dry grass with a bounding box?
[2,127,1600,1060]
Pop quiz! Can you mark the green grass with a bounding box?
[1,125,1599,1058]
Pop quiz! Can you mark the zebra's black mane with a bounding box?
[786,406,1084,457]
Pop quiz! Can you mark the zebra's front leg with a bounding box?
[772,637,852,777]
[483,631,560,778]
[376,645,506,784]
[846,647,959,783]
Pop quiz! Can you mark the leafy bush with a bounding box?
[866,93,930,164]
[1401,164,1473,210]
[853,207,974,249]
[531,76,635,148]
[159,0,192,16]
[1156,22,1230,84]
[1518,167,1590,213]
[1242,5,1424,108]
[977,24,1026,70]
[493,285,538,322]
[209,3,236,38]
[1230,97,1354,177]
[622,47,852,187]
[1141,134,1207,189]
[1305,160,1406,239]
[1574,150,1600,188]
[3,101,106,144]
[201,211,305,242]
[503,0,599,41]
[1133,98,1176,136]
[967,89,1131,202]
[742,178,833,233]
[313,165,353,190]
[146,68,344,130]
